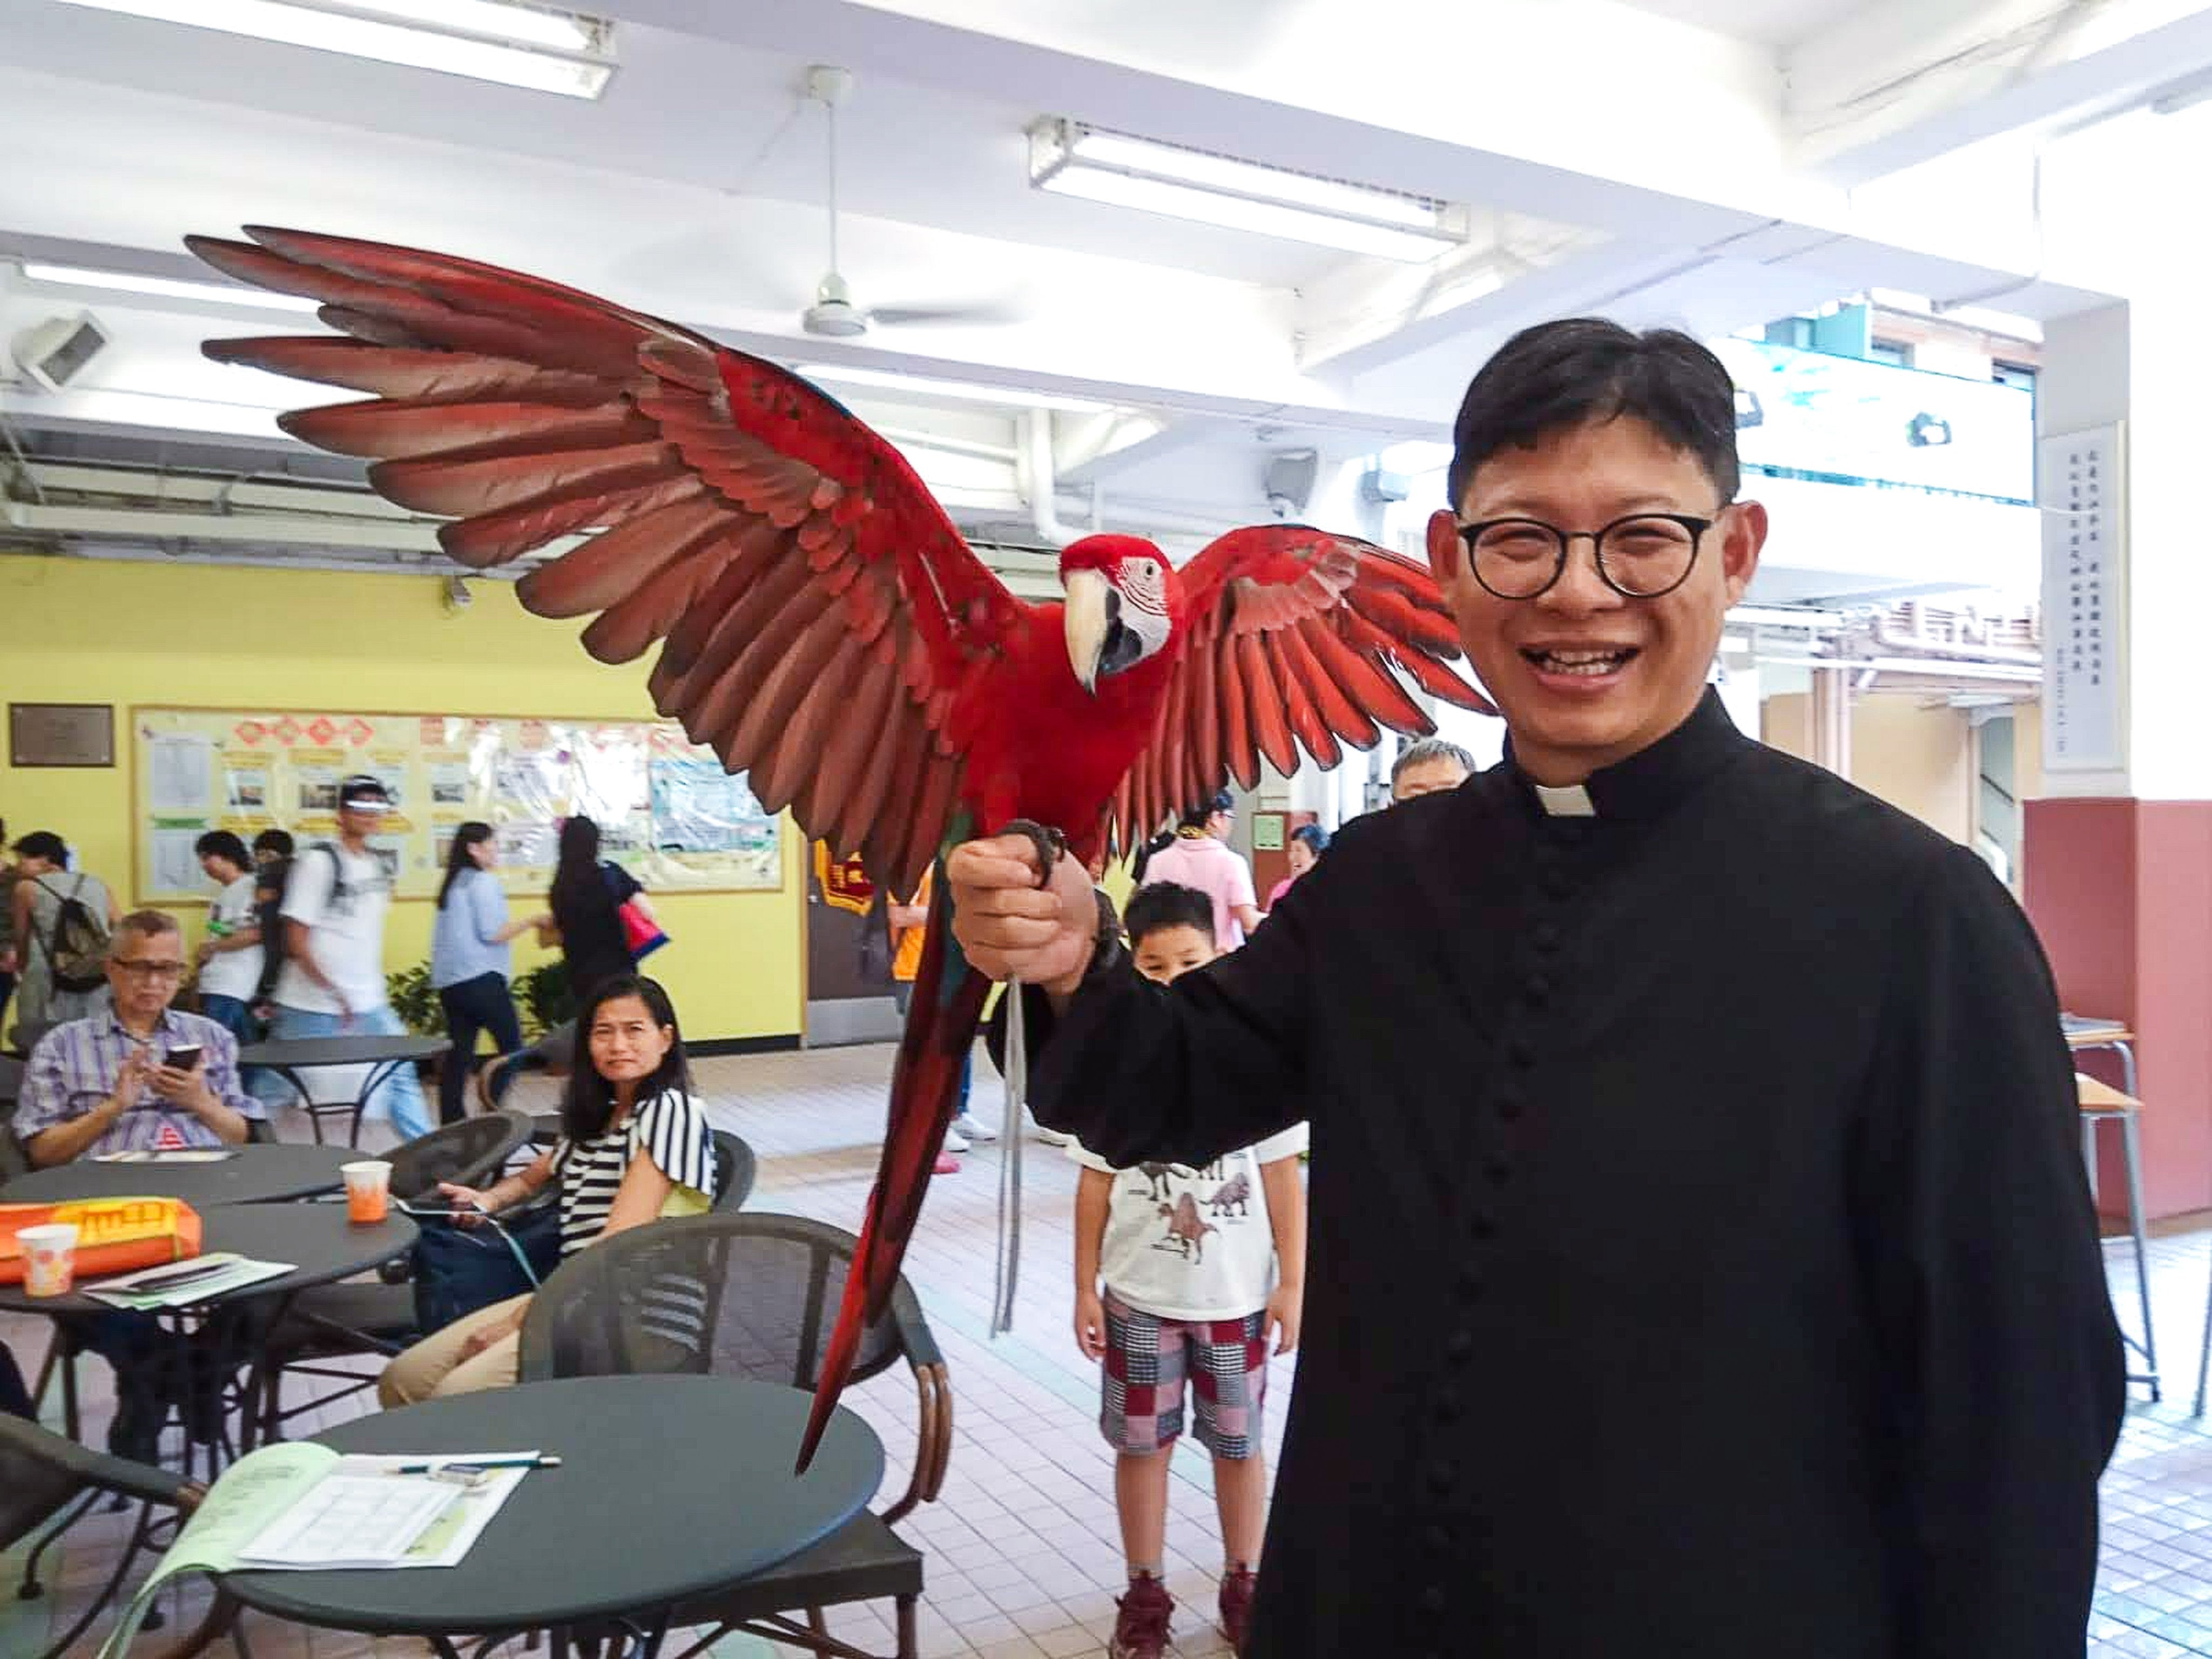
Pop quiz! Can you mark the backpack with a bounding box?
[252,843,353,1002]
[33,875,110,995]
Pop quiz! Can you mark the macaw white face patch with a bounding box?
[1116,555,1168,618]
[1114,557,1174,661]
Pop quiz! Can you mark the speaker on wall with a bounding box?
[12,312,109,392]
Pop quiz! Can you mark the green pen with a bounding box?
[395,1454,561,1474]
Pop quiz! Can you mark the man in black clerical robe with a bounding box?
[954,319,2122,1658]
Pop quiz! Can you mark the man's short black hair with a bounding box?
[1125,881,1216,949]
[194,830,252,869]
[1447,319,1740,509]
[253,828,295,860]
[10,830,66,865]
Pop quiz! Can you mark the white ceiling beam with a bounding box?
[1296,235,1670,376]
[1788,0,2212,183]
[609,0,1798,245]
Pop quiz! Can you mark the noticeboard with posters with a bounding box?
[130,706,782,904]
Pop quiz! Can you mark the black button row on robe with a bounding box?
[1412,818,1588,1636]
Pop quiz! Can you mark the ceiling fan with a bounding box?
[799,64,1014,339]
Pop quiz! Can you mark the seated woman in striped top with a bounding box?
[379,974,716,1405]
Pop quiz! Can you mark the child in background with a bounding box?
[1068,881,1308,1659]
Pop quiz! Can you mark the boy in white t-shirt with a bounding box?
[1070,881,1307,1659]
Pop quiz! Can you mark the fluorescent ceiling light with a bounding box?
[20,261,323,314]
[798,364,1114,415]
[46,0,614,99]
[1030,120,1466,264]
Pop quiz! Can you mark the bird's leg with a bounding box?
[999,819,1067,889]
[990,819,1063,1332]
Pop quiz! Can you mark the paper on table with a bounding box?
[97,1443,544,1654]
[98,1443,339,1658]
[82,1252,294,1310]
[335,1453,535,1567]
[235,1473,458,1569]
[92,1149,238,1164]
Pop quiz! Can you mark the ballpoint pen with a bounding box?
[395,1455,562,1474]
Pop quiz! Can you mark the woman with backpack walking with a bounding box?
[7,830,120,1051]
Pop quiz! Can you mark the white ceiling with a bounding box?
[1616,0,1867,49]
[0,0,2187,605]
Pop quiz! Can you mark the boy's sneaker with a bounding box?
[949,1111,996,1141]
[1219,1566,1258,1655]
[1108,1575,1175,1659]
[932,1151,961,1175]
[942,1128,970,1153]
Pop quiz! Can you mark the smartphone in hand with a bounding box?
[162,1045,204,1072]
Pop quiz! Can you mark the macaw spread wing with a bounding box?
[191,226,1028,895]
[1111,523,1494,846]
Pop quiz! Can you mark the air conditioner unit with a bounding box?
[12,312,109,392]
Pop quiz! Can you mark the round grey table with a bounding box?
[1,1144,354,1207]
[221,1375,886,1648]
[237,1033,449,1148]
[0,1202,416,1317]
[0,1204,417,1478]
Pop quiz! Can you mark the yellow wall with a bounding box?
[1762,690,1976,844]
[0,552,804,1041]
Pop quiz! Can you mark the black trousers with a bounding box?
[437,972,523,1125]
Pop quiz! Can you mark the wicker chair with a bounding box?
[517,1211,948,1659]
[253,1110,532,1439]
[0,1413,234,1659]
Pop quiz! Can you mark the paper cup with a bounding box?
[19,1223,79,1297]
[341,1159,393,1224]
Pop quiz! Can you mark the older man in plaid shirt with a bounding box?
[17,910,262,1164]
[15,909,263,1456]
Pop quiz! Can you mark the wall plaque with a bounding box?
[9,703,114,767]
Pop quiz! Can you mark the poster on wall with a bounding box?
[130,706,784,904]
[2037,426,2127,775]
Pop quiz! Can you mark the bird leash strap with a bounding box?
[993,977,1026,1334]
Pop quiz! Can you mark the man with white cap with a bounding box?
[266,773,430,1138]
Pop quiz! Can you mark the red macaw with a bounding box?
[187,226,1495,1468]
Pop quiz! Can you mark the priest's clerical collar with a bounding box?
[1506,688,1744,821]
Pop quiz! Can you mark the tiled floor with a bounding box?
[4,1042,2212,1657]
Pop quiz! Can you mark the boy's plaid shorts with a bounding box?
[1099,1290,1269,1459]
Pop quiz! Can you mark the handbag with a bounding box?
[619,898,669,963]
[409,1201,563,1333]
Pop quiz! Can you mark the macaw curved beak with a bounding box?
[1065,568,1146,693]
[1064,567,1112,694]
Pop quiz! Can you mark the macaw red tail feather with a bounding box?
[797,885,989,1473]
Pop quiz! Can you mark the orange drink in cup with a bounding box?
[340,1160,392,1224]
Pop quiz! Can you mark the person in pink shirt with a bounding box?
[1263,824,1327,912]
[1136,793,1262,948]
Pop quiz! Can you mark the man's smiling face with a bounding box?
[1427,414,1764,785]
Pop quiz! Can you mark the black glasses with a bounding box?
[112,959,187,980]
[1456,509,1725,601]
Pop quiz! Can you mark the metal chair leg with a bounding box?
[18,1487,98,1598]
[2195,1239,2212,1414]
[2122,1108,2160,1399]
